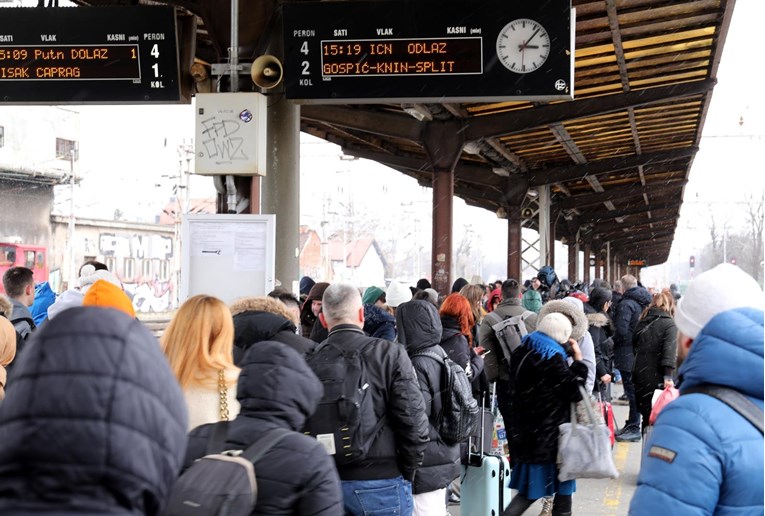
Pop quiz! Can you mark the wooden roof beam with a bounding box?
[555,179,687,210]
[302,105,423,141]
[465,78,716,141]
[526,147,697,186]
[340,146,503,189]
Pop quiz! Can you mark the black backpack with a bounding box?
[303,339,385,465]
[412,346,479,445]
[164,422,291,516]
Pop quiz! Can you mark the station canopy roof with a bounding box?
[75,0,736,266]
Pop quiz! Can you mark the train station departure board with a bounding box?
[0,6,180,104]
[283,0,573,103]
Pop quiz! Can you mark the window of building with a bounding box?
[158,260,170,282]
[142,259,152,277]
[0,126,4,148]
[36,251,45,268]
[123,258,135,282]
[56,138,78,161]
[25,251,35,269]
[104,256,116,272]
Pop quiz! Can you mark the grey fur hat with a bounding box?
[537,299,589,341]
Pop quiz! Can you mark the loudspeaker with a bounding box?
[521,207,535,219]
[251,55,283,89]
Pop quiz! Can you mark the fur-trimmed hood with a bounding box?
[538,299,589,341]
[587,312,611,329]
[230,296,298,326]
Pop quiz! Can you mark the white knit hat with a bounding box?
[675,263,764,339]
[537,312,573,344]
[386,280,412,308]
[79,264,122,293]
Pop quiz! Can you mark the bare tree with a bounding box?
[743,193,764,283]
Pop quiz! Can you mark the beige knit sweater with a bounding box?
[183,367,241,431]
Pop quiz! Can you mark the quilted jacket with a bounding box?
[630,307,764,515]
[0,307,188,515]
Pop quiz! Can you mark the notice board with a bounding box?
[181,214,275,304]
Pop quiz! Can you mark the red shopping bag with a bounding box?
[649,386,679,425]
[599,400,615,446]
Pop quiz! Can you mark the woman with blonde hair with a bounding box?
[162,295,240,430]
[631,289,678,435]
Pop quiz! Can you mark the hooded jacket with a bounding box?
[396,299,460,494]
[0,307,188,515]
[586,311,614,387]
[300,282,329,337]
[46,289,84,320]
[539,298,596,393]
[185,342,343,516]
[630,308,764,515]
[233,310,313,365]
[612,286,652,370]
[363,303,396,341]
[30,282,56,326]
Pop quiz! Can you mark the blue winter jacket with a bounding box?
[630,307,764,515]
[0,307,189,515]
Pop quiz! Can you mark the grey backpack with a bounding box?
[164,423,290,516]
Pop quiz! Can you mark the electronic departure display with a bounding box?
[283,0,573,103]
[0,6,180,104]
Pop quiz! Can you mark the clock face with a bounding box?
[496,18,551,74]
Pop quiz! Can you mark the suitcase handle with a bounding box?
[467,390,489,466]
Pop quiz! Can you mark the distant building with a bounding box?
[299,225,324,280]
[328,237,386,288]
[0,106,77,248]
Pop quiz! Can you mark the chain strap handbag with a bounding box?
[218,369,230,421]
[557,384,619,482]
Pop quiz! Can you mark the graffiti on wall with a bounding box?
[98,232,176,313]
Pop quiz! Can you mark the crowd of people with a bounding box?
[0,261,761,515]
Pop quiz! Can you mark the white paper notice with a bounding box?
[233,223,266,272]
[190,223,235,257]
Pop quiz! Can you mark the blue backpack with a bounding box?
[537,266,558,289]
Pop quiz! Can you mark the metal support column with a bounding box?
[567,236,577,282]
[604,241,611,284]
[422,120,464,296]
[261,22,300,289]
[582,239,591,286]
[508,204,522,281]
[538,185,551,267]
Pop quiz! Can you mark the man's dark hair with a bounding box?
[2,266,35,298]
[79,260,108,276]
[494,280,503,289]
[268,288,300,309]
[501,278,520,300]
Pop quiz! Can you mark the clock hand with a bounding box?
[525,45,539,49]
[524,27,541,47]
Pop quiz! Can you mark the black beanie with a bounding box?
[588,287,613,313]
[416,278,432,290]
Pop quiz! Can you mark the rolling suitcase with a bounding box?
[460,395,512,516]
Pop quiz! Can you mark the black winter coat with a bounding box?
[311,324,429,482]
[397,300,461,494]
[185,341,343,516]
[632,308,678,397]
[233,310,313,365]
[507,333,588,464]
[612,287,652,371]
[587,311,615,387]
[440,316,486,398]
[0,307,188,515]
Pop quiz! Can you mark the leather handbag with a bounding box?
[557,385,619,482]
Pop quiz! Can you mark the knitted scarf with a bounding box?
[522,330,566,360]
